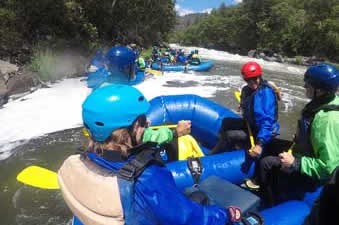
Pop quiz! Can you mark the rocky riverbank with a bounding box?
[0,48,88,107]
[246,49,327,66]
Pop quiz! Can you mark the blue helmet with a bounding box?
[105,46,136,76]
[82,84,150,142]
[304,63,339,92]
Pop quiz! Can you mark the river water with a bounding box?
[0,46,308,225]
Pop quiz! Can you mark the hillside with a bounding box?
[175,13,208,32]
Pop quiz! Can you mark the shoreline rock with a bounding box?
[246,49,328,67]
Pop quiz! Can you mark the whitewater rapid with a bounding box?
[0,46,306,160]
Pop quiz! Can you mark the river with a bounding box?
[0,45,308,225]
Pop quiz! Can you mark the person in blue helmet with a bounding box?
[258,64,339,207]
[208,62,281,189]
[58,84,264,225]
[86,49,107,74]
[87,46,137,89]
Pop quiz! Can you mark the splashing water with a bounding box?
[0,46,307,160]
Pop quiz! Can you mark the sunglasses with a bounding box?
[244,77,259,82]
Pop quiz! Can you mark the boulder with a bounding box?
[0,60,18,76]
[6,70,37,96]
[0,76,7,96]
[248,49,256,58]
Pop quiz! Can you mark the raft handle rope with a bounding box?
[160,96,167,124]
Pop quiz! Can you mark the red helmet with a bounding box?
[241,62,262,79]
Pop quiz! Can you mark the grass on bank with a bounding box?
[31,47,58,82]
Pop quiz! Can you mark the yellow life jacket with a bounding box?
[192,54,198,59]
[178,135,205,160]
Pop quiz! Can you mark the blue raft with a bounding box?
[86,69,150,89]
[73,94,321,225]
[151,60,214,72]
[85,49,152,89]
[147,94,321,225]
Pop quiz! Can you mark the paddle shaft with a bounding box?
[234,91,255,148]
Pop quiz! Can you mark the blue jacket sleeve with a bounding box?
[134,165,229,225]
[253,86,279,144]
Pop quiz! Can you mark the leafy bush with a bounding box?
[295,56,304,65]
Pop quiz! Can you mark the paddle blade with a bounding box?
[234,91,241,103]
[146,69,162,76]
[17,166,60,189]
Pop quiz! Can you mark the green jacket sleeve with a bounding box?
[300,99,339,180]
[142,127,174,144]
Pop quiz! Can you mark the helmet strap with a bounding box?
[313,88,317,99]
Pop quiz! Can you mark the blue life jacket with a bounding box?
[86,142,229,225]
[90,50,107,70]
[240,80,280,145]
[161,57,170,64]
[177,55,187,64]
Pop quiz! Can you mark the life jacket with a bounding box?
[58,142,164,225]
[240,80,279,136]
[178,135,205,160]
[137,57,145,71]
[191,54,200,65]
[294,103,339,156]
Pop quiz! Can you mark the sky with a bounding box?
[175,0,243,16]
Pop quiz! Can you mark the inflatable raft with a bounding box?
[151,60,214,72]
[86,68,151,89]
[86,49,152,89]
[60,94,320,225]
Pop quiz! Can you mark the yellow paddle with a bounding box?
[150,124,177,129]
[235,91,292,154]
[17,166,59,189]
[234,91,255,149]
[145,68,162,76]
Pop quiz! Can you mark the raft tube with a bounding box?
[146,94,253,188]
[86,69,150,90]
[72,94,321,225]
[146,94,321,224]
[151,60,214,72]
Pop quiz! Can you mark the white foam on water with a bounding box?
[171,44,307,75]
[137,71,231,99]
[0,45,305,159]
[0,78,90,158]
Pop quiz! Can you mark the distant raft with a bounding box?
[151,60,214,72]
[86,68,151,90]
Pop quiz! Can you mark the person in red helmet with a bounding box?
[209,61,281,189]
